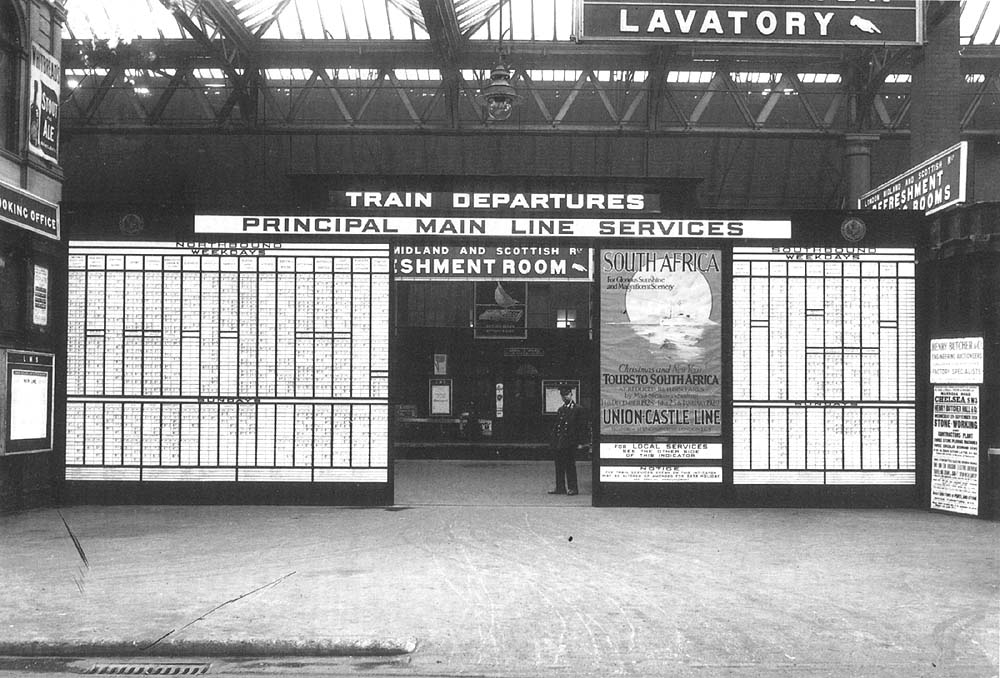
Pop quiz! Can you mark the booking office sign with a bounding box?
[600,250,722,436]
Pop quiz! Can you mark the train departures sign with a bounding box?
[575,0,922,45]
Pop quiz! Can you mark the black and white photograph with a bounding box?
[0,1,997,676]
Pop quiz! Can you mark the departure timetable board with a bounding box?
[731,247,916,485]
[65,242,389,483]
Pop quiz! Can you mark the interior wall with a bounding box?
[57,132,907,213]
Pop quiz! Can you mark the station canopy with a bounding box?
[58,1,1000,134]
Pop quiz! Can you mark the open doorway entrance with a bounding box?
[391,268,594,503]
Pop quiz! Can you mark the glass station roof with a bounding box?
[61,0,573,43]
[60,0,1000,46]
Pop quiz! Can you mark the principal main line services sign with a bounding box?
[576,0,921,45]
[196,215,791,239]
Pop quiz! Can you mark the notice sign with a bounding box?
[930,337,983,384]
[600,249,722,436]
[10,369,50,441]
[394,245,592,281]
[475,281,527,339]
[600,442,722,460]
[28,44,60,162]
[931,386,980,516]
[600,466,723,483]
[859,142,967,215]
[576,0,921,45]
[32,265,48,326]
[0,180,60,239]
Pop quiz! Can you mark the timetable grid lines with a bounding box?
[65,244,390,484]
[732,248,916,486]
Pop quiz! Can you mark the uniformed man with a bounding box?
[548,385,589,496]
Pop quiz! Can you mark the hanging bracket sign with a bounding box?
[575,0,922,45]
[859,142,968,215]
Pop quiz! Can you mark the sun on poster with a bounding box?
[600,249,722,436]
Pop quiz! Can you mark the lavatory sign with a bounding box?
[576,0,922,45]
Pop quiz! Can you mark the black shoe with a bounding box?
[566,490,579,496]
[547,489,566,494]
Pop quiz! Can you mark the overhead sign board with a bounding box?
[197,215,791,239]
[859,141,968,215]
[576,0,922,45]
[330,191,661,213]
[0,179,60,239]
[394,245,593,281]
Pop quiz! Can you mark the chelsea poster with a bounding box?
[600,249,722,436]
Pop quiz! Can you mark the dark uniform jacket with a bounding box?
[552,401,589,449]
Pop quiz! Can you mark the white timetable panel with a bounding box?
[65,242,390,484]
[731,247,915,485]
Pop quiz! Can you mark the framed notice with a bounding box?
[474,281,527,339]
[543,380,579,414]
[433,353,448,375]
[1,350,55,454]
[32,264,49,326]
[930,337,983,384]
[429,379,453,416]
[930,386,980,516]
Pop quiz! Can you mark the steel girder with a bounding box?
[60,37,1000,137]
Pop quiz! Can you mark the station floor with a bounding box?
[0,460,997,678]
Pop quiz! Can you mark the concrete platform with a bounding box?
[0,460,996,677]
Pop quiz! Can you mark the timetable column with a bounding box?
[238,256,258,397]
[842,264,862,402]
[786,262,806,401]
[162,256,182,397]
[351,258,372,399]
[123,255,144,397]
[370,259,390,399]
[275,257,296,397]
[749,263,769,401]
[860,263,881,400]
[878,264,899,401]
[333,258,352,398]
[257,257,277,398]
[180,256,201,397]
[66,255,87,397]
[804,264,824,400]
[104,255,125,396]
[200,257,220,396]
[84,257,106,397]
[768,263,788,401]
[730,261,750,401]
[295,257,315,398]
[823,264,843,402]
[218,257,239,397]
[142,256,163,398]
[314,258,334,398]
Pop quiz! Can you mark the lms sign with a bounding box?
[576,1,922,45]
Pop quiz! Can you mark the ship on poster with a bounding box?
[600,249,722,435]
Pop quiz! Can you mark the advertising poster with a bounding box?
[600,249,722,436]
[28,44,60,163]
[930,386,980,515]
[474,281,527,339]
